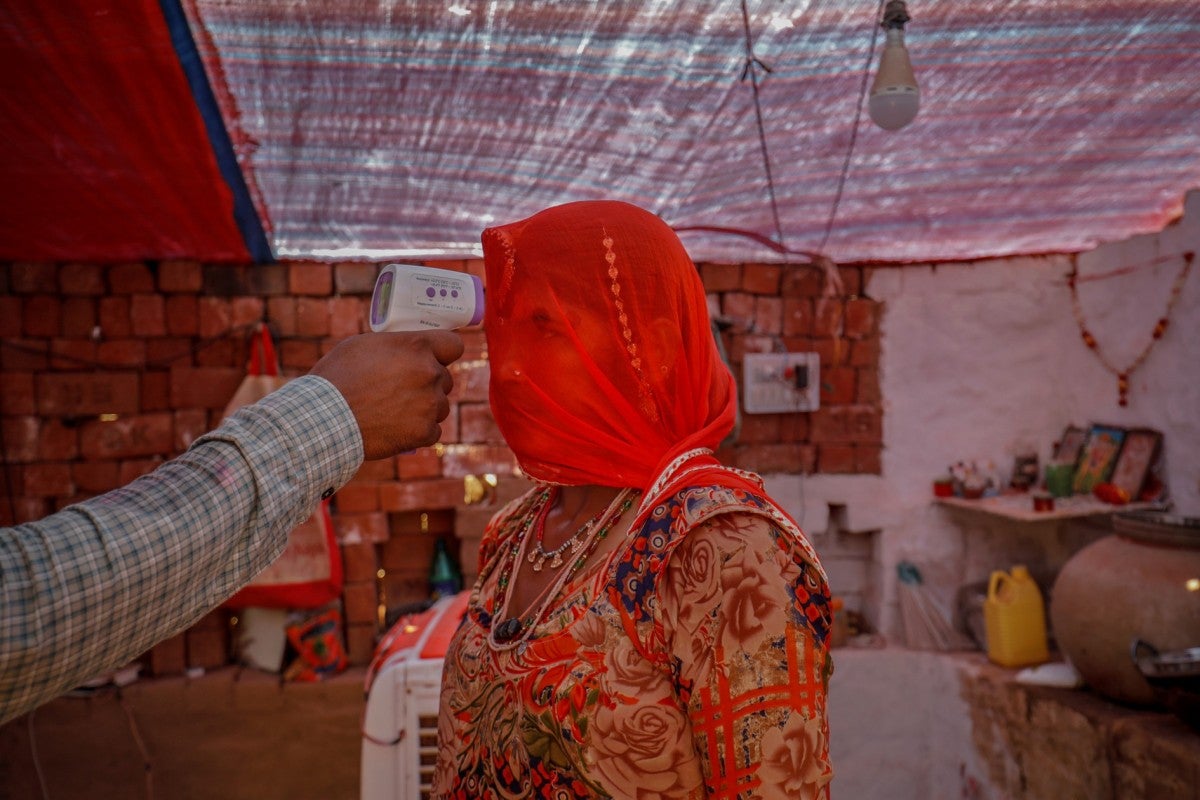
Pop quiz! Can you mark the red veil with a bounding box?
[482,200,765,516]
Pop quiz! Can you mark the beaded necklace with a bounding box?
[1068,251,1192,407]
[489,487,637,652]
[491,488,553,606]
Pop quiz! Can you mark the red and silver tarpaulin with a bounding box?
[3,0,1199,264]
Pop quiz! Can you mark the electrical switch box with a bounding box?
[742,352,820,413]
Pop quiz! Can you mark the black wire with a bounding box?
[739,0,786,251]
[817,0,886,254]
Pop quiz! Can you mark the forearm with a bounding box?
[0,376,362,724]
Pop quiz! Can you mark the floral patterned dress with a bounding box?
[434,483,834,799]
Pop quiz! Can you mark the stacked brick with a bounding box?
[701,262,883,475]
[1,257,883,671]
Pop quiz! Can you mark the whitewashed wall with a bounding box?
[768,192,1200,800]
[766,189,1200,637]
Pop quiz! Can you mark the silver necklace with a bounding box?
[489,488,636,652]
[527,491,610,572]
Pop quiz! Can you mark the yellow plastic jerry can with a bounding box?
[984,565,1049,667]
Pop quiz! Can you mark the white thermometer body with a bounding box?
[369,264,484,332]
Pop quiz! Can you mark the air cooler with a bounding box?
[360,591,469,800]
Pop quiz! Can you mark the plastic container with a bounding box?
[428,536,462,601]
[984,565,1049,667]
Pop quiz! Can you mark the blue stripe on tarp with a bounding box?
[158,0,273,263]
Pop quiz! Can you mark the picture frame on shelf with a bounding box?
[1108,428,1162,500]
[1072,424,1126,494]
[1051,425,1088,466]
[1009,452,1040,492]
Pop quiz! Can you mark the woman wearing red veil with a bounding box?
[434,201,833,799]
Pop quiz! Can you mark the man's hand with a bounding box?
[310,331,464,460]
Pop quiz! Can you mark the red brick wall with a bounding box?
[0,259,881,669]
[704,262,882,475]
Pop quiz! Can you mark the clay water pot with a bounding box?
[1050,511,1200,706]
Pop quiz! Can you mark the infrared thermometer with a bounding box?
[369,264,484,332]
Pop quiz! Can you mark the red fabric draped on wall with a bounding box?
[0,0,250,262]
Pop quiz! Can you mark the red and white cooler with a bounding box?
[360,591,470,800]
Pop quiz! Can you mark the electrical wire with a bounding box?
[817,0,886,255]
[119,692,155,800]
[677,0,883,283]
[715,0,887,261]
[25,691,156,799]
[27,710,50,800]
[739,0,786,251]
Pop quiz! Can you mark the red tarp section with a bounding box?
[0,0,250,262]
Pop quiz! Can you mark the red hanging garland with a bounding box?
[1068,251,1193,407]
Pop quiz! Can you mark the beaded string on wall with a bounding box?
[1067,251,1193,406]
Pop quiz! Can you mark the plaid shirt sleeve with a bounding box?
[0,375,363,725]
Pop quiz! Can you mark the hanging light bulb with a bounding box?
[869,0,920,131]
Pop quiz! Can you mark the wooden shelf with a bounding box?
[935,493,1166,523]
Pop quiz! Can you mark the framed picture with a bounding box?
[1009,452,1040,491]
[1072,424,1126,494]
[1109,428,1162,500]
[1051,425,1088,465]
